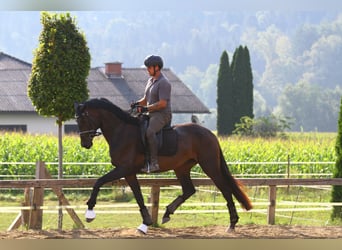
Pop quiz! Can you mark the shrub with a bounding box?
[233,115,292,138]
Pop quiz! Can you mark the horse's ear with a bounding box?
[74,102,82,112]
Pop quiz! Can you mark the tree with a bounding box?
[216,51,234,135]
[200,64,219,109]
[241,46,254,119]
[231,45,254,128]
[27,12,90,228]
[331,96,342,220]
[276,82,341,131]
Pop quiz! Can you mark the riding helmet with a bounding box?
[144,55,164,69]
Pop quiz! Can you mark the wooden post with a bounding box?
[28,161,45,229]
[267,185,277,225]
[287,154,290,192]
[8,161,85,231]
[7,187,31,231]
[287,154,290,179]
[150,185,160,225]
[21,187,31,227]
[40,162,85,229]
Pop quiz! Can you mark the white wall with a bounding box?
[0,113,77,135]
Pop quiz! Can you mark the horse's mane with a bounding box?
[84,98,139,126]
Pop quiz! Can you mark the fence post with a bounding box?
[150,185,160,225]
[21,188,31,227]
[28,161,46,229]
[40,161,85,229]
[287,154,291,192]
[267,185,277,225]
[287,154,290,179]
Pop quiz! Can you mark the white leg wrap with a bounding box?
[137,223,148,234]
[85,209,96,220]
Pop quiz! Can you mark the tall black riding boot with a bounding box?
[141,134,159,173]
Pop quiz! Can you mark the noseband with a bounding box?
[79,129,102,138]
[76,111,102,138]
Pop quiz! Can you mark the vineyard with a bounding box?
[0,132,337,178]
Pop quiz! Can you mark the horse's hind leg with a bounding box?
[199,162,239,231]
[162,169,196,224]
[206,175,239,231]
[225,194,239,232]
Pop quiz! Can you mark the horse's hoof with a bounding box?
[86,218,94,223]
[137,223,148,234]
[226,227,235,233]
[85,209,96,223]
[162,217,170,224]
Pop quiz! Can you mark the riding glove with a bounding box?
[137,106,148,113]
[130,101,139,109]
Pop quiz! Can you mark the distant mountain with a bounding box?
[1,11,341,131]
[1,11,338,70]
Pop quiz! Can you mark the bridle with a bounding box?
[76,110,102,138]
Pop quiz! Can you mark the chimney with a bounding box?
[104,62,122,77]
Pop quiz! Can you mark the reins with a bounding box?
[76,99,141,139]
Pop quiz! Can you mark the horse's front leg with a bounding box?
[125,175,152,234]
[86,168,126,222]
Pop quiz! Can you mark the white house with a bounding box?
[0,52,209,135]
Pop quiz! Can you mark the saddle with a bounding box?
[138,114,178,156]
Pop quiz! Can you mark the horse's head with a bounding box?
[74,102,102,149]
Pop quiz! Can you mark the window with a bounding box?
[0,125,27,132]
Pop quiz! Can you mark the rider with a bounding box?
[131,55,172,173]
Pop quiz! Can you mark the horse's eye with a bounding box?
[76,112,86,119]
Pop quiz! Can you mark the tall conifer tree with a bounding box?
[241,46,254,119]
[231,45,254,128]
[231,46,244,127]
[217,51,234,135]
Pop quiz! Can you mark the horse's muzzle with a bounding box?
[81,140,93,149]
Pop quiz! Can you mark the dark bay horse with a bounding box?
[74,98,252,233]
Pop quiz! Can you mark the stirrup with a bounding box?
[141,162,159,173]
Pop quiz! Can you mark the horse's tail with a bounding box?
[220,149,253,210]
